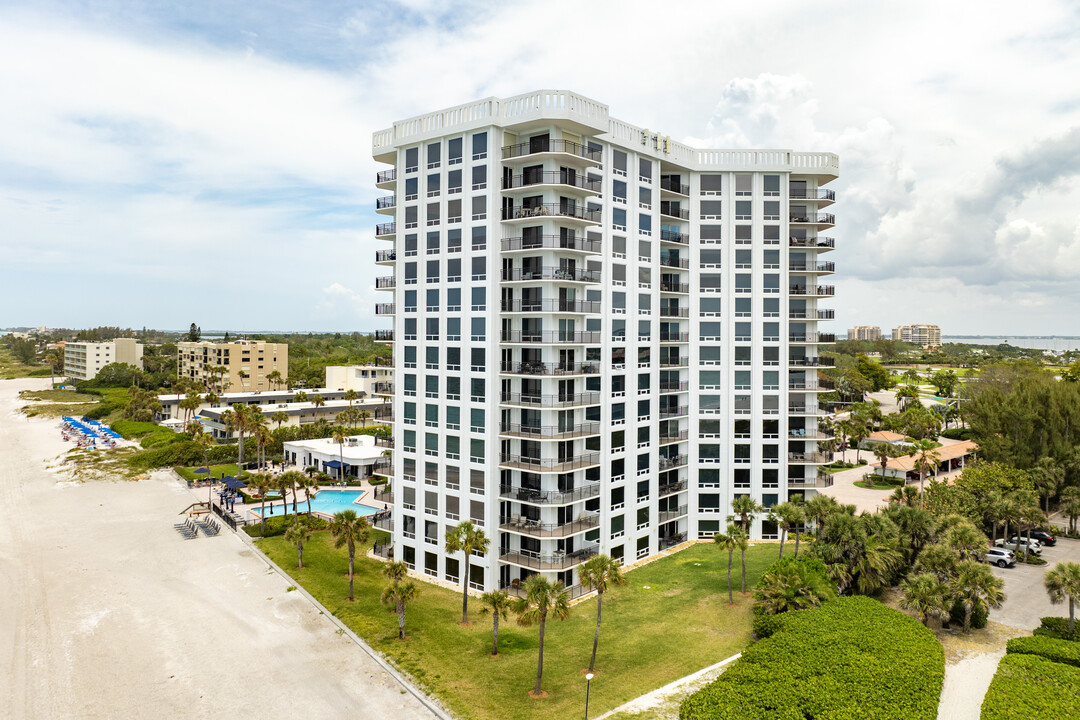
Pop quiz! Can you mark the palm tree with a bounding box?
[1032,458,1066,515]
[444,520,490,624]
[344,388,358,408]
[734,524,751,594]
[771,502,805,559]
[479,590,514,655]
[191,426,213,479]
[381,579,419,640]
[299,474,319,515]
[272,410,289,430]
[753,557,837,614]
[311,393,326,410]
[359,410,372,428]
[293,391,309,404]
[910,440,941,504]
[846,418,870,462]
[1017,499,1045,563]
[332,428,348,482]
[44,351,59,386]
[267,369,282,390]
[514,575,571,697]
[273,473,293,521]
[914,543,960,583]
[805,493,839,540]
[280,469,306,515]
[714,525,739,604]
[895,384,920,410]
[253,423,272,471]
[285,519,311,568]
[952,559,1005,631]
[221,403,259,468]
[899,573,950,626]
[251,473,272,536]
[872,442,898,482]
[854,535,903,596]
[945,522,987,562]
[888,485,920,507]
[1045,561,1080,632]
[730,495,763,534]
[330,510,371,601]
[579,554,626,672]
[383,560,408,582]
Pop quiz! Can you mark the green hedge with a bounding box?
[981,653,1080,719]
[1034,617,1080,642]
[1007,636,1080,668]
[243,514,328,538]
[680,597,944,720]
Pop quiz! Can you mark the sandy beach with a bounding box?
[0,378,440,720]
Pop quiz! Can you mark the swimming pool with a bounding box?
[256,490,380,517]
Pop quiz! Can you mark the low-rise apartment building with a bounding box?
[64,338,144,381]
[177,340,288,392]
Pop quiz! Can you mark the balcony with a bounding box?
[500,391,601,408]
[499,422,601,440]
[660,177,690,196]
[375,222,396,238]
[502,171,601,193]
[789,285,835,297]
[789,261,835,273]
[375,276,396,290]
[374,303,395,315]
[659,431,689,445]
[660,256,690,269]
[499,513,599,538]
[498,453,601,473]
[790,236,835,250]
[499,544,599,571]
[660,358,688,368]
[501,235,601,254]
[659,479,688,497]
[500,483,600,505]
[376,195,396,211]
[789,356,835,368]
[788,309,835,320]
[374,436,394,449]
[499,361,600,377]
[789,404,826,416]
[789,378,835,391]
[660,229,690,244]
[790,213,835,227]
[660,532,688,550]
[788,451,834,464]
[659,306,690,318]
[790,188,835,202]
[501,267,601,283]
[501,138,602,163]
[659,406,689,419]
[789,333,836,343]
[658,454,688,470]
[376,168,396,187]
[500,330,601,344]
[788,475,834,489]
[375,249,396,263]
[659,332,690,343]
[658,382,689,394]
[373,461,393,478]
[660,281,690,293]
[373,383,394,395]
[658,505,689,523]
[374,329,394,342]
[660,203,690,220]
[500,299,601,314]
[501,203,601,224]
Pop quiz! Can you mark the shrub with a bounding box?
[751,612,784,639]
[949,598,988,630]
[243,514,328,538]
[1034,617,1080,642]
[981,653,1080,719]
[680,597,944,720]
[112,420,168,439]
[941,428,974,441]
[1007,635,1080,668]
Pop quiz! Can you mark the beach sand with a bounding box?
[0,378,440,719]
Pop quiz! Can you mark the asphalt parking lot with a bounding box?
[988,536,1080,630]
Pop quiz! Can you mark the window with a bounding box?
[405,147,419,173]
[472,132,487,160]
[700,200,722,219]
[700,297,721,316]
[446,317,461,341]
[470,408,485,433]
[735,201,752,220]
[613,149,627,176]
[427,142,440,169]
[613,179,627,203]
[735,225,752,244]
[701,224,722,242]
[448,169,462,194]
[639,158,652,182]
[472,286,486,310]
[612,207,626,231]
[735,322,752,342]
[471,257,486,281]
[446,405,460,430]
[447,229,462,253]
[735,174,752,196]
[700,322,721,341]
[426,288,440,312]
[471,317,485,341]
[472,226,486,250]
[470,439,485,463]
[471,195,486,220]
[405,205,418,229]
[700,248,722,267]
[763,174,780,196]
[471,348,485,372]
[735,274,752,293]
[427,259,440,283]
[427,173,440,197]
[472,165,487,190]
[427,202,440,226]
[447,198,461,223]
[448,137,463,165]
[701,174,722,195]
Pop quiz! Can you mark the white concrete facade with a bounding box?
[64,338,144,381]
[284,435,388,479]
[324,364,394,398]
[891,324,942,349]
[371,90,838,594]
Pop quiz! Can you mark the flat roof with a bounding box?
[284,435,385,463]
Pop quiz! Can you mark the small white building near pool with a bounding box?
[283,435,388,480]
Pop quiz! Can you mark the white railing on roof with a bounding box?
[501,89,608,126]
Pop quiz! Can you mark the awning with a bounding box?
[323,460,343,469]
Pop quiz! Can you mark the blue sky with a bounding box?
[2,0,1080,334]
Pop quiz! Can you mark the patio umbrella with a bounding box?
[223,477,247,489]
[194,467,210,474]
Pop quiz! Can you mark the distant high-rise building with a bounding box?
[847,325,882,341]
[891,324,941,349]
[371,90,839,594]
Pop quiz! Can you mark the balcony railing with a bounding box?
[500,392,601,408]
[658,454,688,470]
[659,333,690,343]
[658,382,690,393]
[500,299,601,314]
[500,483,600,505]
[499,513,599,538]
[374,330,394,341]
[788,475,834,489]
[376,168,396,184]
[499,453,601,472]
[500,235,602,254]
[375,249,396,262]
[376,195,395,210]
[790,262,835,272]
[372,383,394,395]
[790,236,835,249]
[660,177,690,195]
[659,406,689,419]
[789,404,824,415]
[788,309,835,320]
[660,203,690,220]
[660,281,690,293]
[660,229,690,244]
[499,422,601,439]
[658,505,689,522]
[659,431,689,444]
[375,276,396,289]
[500,330,601,344]
[789,451,834,463]
[790,213,835,225]
[660,358,688,368]
[660,306,690,318]
[788,428,833,440]
[660,532,688,550]
[788,379,835,390]
[375,222,396,236]
[659,479,689,497]
[501,139,602,162]
[374,436,394,448]
[502,172,601,192]
[789,356,835,367]
[501,267,601,283]
[502,203,601,223]
[789,188,835,201]
[499,361,600,376]
[660,256,690,269]
[499,544,599,571]
[374,303,395,315]
[789,285,835,296]
[789,333,836,343]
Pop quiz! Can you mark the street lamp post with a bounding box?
[584,672,594,719]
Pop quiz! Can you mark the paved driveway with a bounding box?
[988,537,1080,630]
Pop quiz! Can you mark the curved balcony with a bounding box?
[788,451,834,464]
[502,139,602,163]
[501,235,601,254]
[499,422,601,440]
[790,236,835,250]
[790,261,835,274]
[789,285,835,297]
[789,309,835,320]
[499,391,601,408]
[501,203,601,225]
[499,361,600,377]
[498,453,601,473]
[502,171,601,194]
[660,357,688,368]
[789,356,835,368]
[789,429,834,440]
[660,229,690,245]
[789,378,835,391]
[374,330,394,342]
[375,222,396,239]
[375,249,396,264]
[500,330,601,344]
[374,303,395,315]
[500,483,600,505]
[658,505,689,523]
[499,544,598,571]
[500,299,601,314]
[789,404,827,417]
[376,196,396,213]
[789,188,835,204]
[501,267,601,284]
[790,213,835,228]
[499,513,599,538]
[375,276,395,290]
[376,168,396,189]
[789,333,836,344]
[660,257,690,269]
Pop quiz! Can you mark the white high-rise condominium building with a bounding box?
[848,325,882,341]
[371,90,838,595]
[891,324,941,349]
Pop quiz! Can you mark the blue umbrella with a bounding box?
[223,477,247,490]
[194,467,210,474]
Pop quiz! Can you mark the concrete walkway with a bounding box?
[594,652,741,719]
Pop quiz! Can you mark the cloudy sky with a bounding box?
[2,0,1079,335]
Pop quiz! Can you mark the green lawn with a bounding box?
[175,463,244,482]
[855,477,903,490]
[18,388,98,402]
[257,535,778,720]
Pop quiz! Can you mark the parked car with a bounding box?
[1028,529,1057,546]
[996,537,1042,555]
[984,547,1017,568]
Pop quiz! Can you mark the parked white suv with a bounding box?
[984,547,1017,568]
[995,537,1042,556]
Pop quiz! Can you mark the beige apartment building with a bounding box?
[847,325,882,341]
[65,338,144,381]
[892,324,942,349]
[177,340,288,392]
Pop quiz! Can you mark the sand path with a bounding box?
[0,378,441,719]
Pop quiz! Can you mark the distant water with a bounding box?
[943,336,1080,352]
